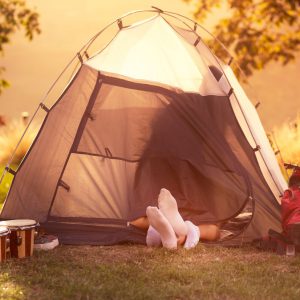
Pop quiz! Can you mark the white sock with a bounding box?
[146,206,177,250]
[146,225,162,247]
[184,221,200,250]
[158,188,188,237]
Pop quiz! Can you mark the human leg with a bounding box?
[130,189,220,248]
[198,224,220,241]
[130,216,149,230]
[131,217,219,248]
[179,222,220,249]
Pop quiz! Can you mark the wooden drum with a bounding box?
[0,219,37,259]
[0,227,9,262]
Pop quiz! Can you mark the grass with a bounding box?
[0,116,299,299]
[1,245,300,299]
[0,164,16,209]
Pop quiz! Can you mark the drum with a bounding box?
[0,219,38,259]
[0,227,9,262]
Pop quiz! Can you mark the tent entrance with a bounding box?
[43,72,254,244]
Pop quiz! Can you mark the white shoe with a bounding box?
[34,235,59,251]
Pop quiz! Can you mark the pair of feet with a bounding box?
[146,188,200,250]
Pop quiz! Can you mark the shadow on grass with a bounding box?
[1,244,300,299]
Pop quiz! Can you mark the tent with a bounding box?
[0,9,288,245]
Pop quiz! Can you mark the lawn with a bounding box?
[1,244,300,300]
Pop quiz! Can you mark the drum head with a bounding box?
[0,219,36,230]
[0,226,9,236]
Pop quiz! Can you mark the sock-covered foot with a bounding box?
[146,206,177,250]
[158,188,188,237]
[146,225,162,247]
[184,221,200,250]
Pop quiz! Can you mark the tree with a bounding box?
[183,0,300,77]
[0,0,40,94]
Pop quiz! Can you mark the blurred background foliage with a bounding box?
[0,0,40,95]
[184,0,300,77]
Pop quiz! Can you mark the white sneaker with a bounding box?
[34,235,59,250]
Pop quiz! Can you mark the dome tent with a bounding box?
[0,8,287,245]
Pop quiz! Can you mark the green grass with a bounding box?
[1,245,300,299]
[0,164,16,209]
[0,164,16,208]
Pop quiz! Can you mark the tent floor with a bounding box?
[42,221,146,245]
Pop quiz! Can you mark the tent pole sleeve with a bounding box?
[194,36,201,46]
[105,147,113,157]
[253,145,261,152]
[228,57,234,66]
[227,88,234,97]
[40,103,50,113]
[83,51,90,59]
[117,19,123,30]
[59,180,70,192]
[77,53,83,64]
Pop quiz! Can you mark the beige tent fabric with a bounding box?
[51,154,136,219]
[77,81,167,160]
[85,15,225,96]
[218,65,287,199]
[171,24,224,73]
[1,66,98,221]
